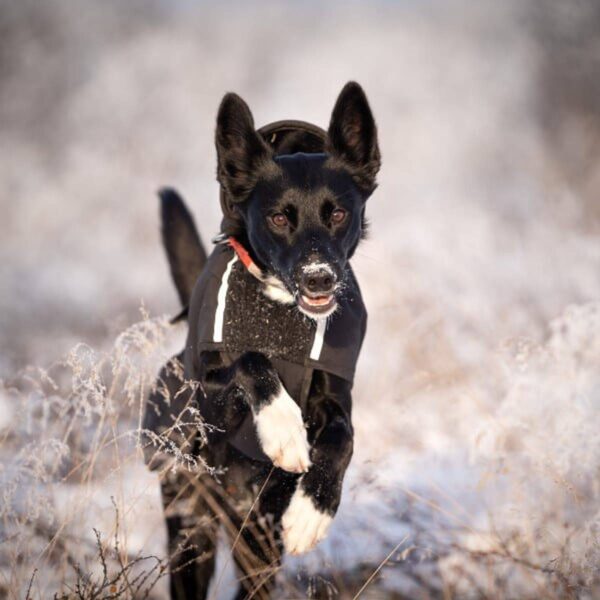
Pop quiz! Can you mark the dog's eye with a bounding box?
[271,213,288,228]
[331,208,347,224]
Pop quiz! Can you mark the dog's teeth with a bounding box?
[302,294,333,307]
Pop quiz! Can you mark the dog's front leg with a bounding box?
[281,372,353,555]
[200,351,311,473]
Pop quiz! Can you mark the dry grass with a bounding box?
[1,305,598,598]
[0,313,172,598]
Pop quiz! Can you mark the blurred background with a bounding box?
[1,0,599,598]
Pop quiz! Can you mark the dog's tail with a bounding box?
[159,188,207,321]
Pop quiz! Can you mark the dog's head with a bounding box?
[215,82,380,320]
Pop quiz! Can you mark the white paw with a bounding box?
[282,486,332,555]
[254,387,311,473]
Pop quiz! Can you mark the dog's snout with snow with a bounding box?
[296,258,340,317]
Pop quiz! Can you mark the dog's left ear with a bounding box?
[215,92,274,204]
[327,82,381,197]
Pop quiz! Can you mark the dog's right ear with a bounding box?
[215,93,274,203]
[327,82,381,198]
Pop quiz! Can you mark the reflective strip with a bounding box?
[310,318,326,360]
[213,255,238,343]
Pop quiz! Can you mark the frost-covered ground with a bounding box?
[1,1,599,598]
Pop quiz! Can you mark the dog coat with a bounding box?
[188,238,367,461]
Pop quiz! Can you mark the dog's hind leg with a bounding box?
[161,470,219,600]
[228,510,282,600]
[177,465,283,600]
[224,468,301,599]
[144,353,217,598]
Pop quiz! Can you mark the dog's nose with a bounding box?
[300,267,336,295]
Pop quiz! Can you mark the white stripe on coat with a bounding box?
[213,255,238,343]
[310,318,326,360]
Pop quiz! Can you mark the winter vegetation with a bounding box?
[1,1,599,598]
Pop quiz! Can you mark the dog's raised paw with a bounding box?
[254,387,311,473]
[282,486,332,555]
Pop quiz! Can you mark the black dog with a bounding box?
[144,82,380,599]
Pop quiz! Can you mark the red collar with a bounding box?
[227,237,293,304]
[228,236,264,281]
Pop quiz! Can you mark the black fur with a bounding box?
[216,93,275,204]
[146,82,380,599]
[327,81,381,196]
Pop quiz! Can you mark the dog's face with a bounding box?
[215,82,380,319]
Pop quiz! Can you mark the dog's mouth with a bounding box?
[297,292,338,318]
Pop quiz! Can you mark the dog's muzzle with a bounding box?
[297,263,338,317]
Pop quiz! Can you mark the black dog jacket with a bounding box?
[187,238,367,461]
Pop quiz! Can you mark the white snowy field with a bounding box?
[1,1,599,598]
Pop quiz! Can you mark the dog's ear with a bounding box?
[327,82,381,197]
[215,93,274,203]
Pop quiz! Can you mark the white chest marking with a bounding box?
[262,275,295,305]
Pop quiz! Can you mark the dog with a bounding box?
[143,81,380,599]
